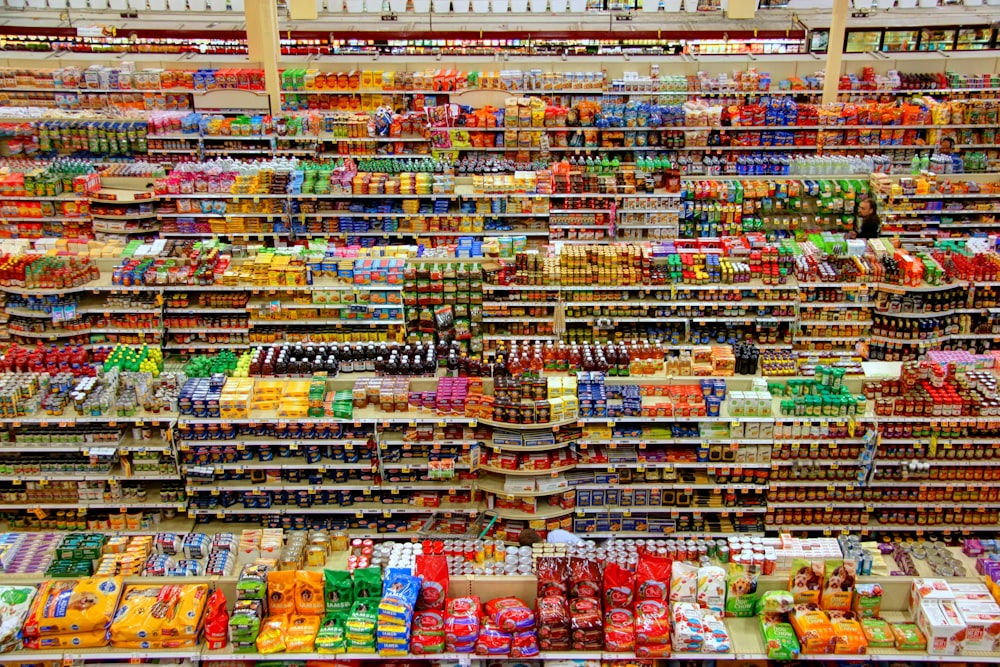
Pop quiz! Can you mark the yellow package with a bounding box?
[286,614,321,652]
[24,629,109,649]
[109,584,209,643]
[24,578,123,637]
[111,637,200,650]
[256,615,288,654]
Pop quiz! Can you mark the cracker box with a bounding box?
[916,599,967,656]
[956,600,1000,651]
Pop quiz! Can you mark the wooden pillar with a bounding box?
[822,0,849,105]
[245,0,282,114]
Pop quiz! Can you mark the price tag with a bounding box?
[355,511,364,518]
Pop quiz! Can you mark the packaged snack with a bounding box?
[315,614,347,653]
[892,622,927,651]
[670,562,697,604]
[831,616,868,655]
[203,589,229,651]
[25,577,124,637]
[696,566,726,613]
[266,571,296,616]
[861,617,895,648]
[538,557,570,598]
[353,567,382,600]
[724,563,757,618]
[852,583,883,619]
[486,597,535,633]
[295,571,324,616]
[0,587,35,652]
[603,608,634,653]
[286,614,321,652]
[820,559,857,612]
[256,615,288,654]
[415,555,448,611]
[635,599,671,647]
[702,611,731,653]
[603,562,634,610]
[789,558,824,605]
[756,590,794,615]
[236,564,269,601]
[569,559,601,599]
[324,570,354,615]
[636,552,672,602]
[789,605,836,654]
[759,616,801,660]
[110,584,208,644]
[671,602,704,652]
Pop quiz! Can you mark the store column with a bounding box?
[244,0,282,115]
[822,0,849,104]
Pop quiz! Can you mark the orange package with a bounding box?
[831,616,869,655]
[789,605,836,655]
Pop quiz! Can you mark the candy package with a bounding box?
[696,566,726,613]
[636,552,672,602]
[670,562,698,604]
[603,562,635,610]
[537,557,569,598]
[415,555,448,611]
[789,558,824,605]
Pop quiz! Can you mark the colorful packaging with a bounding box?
[315,614,347,653]
[760,616,801,660]
[831,616,868,655]
[109,584,208,645]
[538,557,570,599]
[861,617,895,648]
[892,622,928,651]
[203,589,229,651]
[671,602,704,652]
[603,608,635,653]
[568,559,601,599]
[702,611,731,653]
[636,552,672,603]
[635,599,671,648]
[756,590,794,615]
[324,570,354,615]
[415,556,448,611]
[486,597,535,633]
[266,571,296,616]
[696,566,726,613]
[820,559,856,612]
[0,587,36,652]
[789,605,836,654]
[724,563,757,618]
[24,577,124,637]
[294,571,324,616]
[852,583,883,619]
[789,558,824,605]
[670,562,697,604]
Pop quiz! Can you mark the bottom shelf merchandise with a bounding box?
[0,529,999,663]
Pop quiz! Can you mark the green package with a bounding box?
[861,618,895,648]
[315,614,347,654]
[353,567,382,600]
[759,617,800,660]
[325,570,354,615]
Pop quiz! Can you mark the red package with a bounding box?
[415,555,448,611]
[569,597,603,632]
[536,557,569,598]
[410,631,446,655]
[510,631,539,658]
[603,562,635,610]
[444,596,480,649]
[635,599,671,646]
[203,588,229,650]
[636,552,672,602]
[474,619,512,656]
[636,643,673,657]
[536,595,569,635]
[485,597,535,633]
[604,608,636,653]
[569,558,602,599]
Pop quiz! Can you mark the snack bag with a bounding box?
[702,612,731,653]
[853,583,883,619]
[486,597,535,633]
[603,562,635,610]
[696,566,726,613]
[24,577,124,637]
[0,587,35,652]
[256,615,288,654]
[266,571,296,616]
[569,558,602,599]
[537,557,569,598]
[724,563,758,618]
[603,608,635,653]
[315,614,347,653]
[324,570,354,615]
[415,555,448,611]
[670,562,698,604]
[295,571,324,616]
[789,558,824,605]
[862,617,895,648]
[636,552,672,602]
[671,602,704,652]
[286,614,321,652]
[759,615,801,660]
[203,589,229,651]
[821,559,857,612]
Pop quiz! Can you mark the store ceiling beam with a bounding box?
[821,0,847,105]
